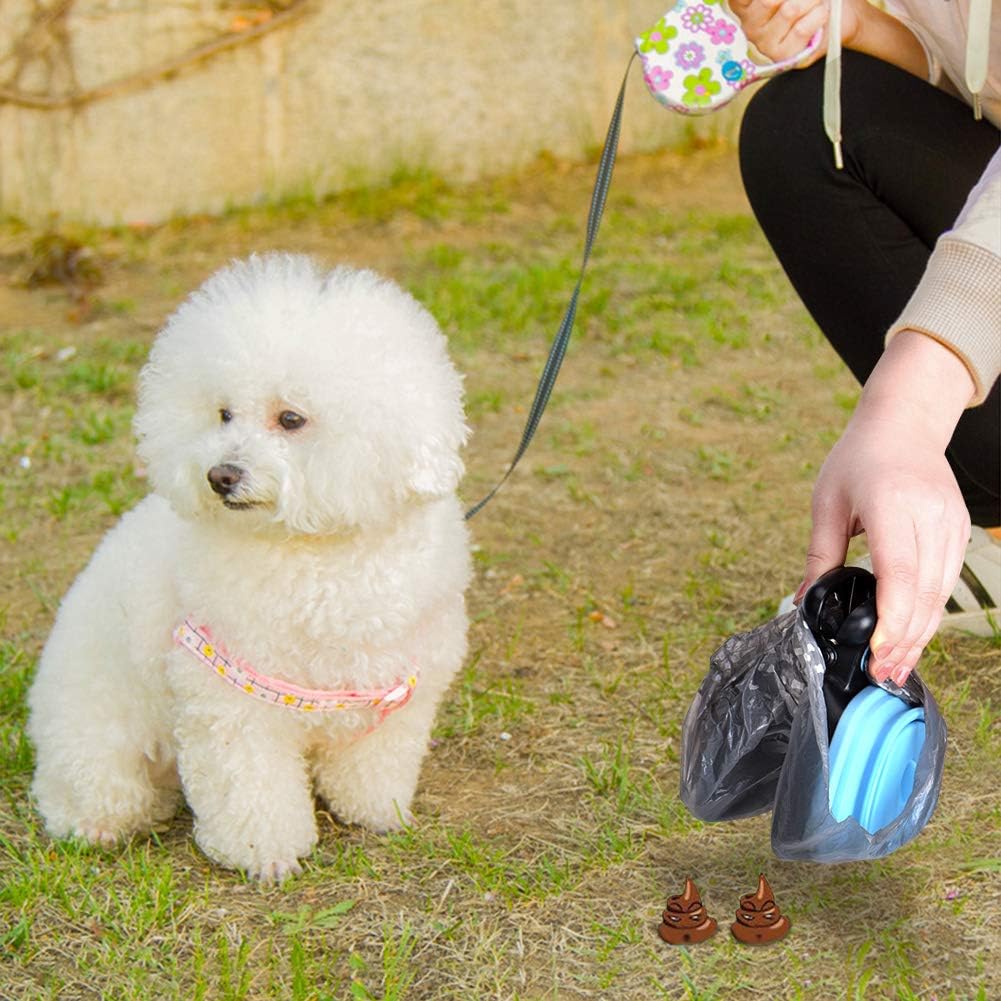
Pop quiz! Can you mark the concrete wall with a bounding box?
[0,1,746,225]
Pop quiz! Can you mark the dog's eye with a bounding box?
[219,408,233,424]
[277,410,307,431]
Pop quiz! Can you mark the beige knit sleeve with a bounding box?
[886,148,1001,406]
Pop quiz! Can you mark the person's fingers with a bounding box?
[889,516,971,685]
[776,0,828,49]
[731,0,821,60]
[892,522,951,681]
[867,517,920,682]
[796,494,852,604]
[728,0,778,30]
[731,0,785,16]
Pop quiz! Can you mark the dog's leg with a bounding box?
[313,601,468,832]
[172,691,317,881]
[27,497,185,848]
[314,644,466,830]
[311,697,436,833]
[29,660,178,846]
[31,733,175,846]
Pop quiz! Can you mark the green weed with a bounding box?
[436,652,536,739]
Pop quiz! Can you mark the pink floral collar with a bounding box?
[173,618,417,718]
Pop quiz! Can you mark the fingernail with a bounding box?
[792,581,808,605]
[868,655,894,682]
[875,642,917,682]
[891,664,912,686]
[874,664,897,683]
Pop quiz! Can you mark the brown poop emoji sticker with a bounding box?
[658,877,718,944]
[731,874,791,944]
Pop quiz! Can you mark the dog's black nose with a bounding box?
[207,464,244,496]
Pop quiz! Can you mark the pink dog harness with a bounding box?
[173,618,418,718]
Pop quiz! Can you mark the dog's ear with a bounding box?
[407,440,466,499]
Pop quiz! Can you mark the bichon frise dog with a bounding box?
[28,253,472,881]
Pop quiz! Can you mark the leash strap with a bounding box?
[464,54,636,520]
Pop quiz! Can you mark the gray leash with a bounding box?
[465,54,636,520]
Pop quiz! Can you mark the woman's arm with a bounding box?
[889,147,1001,405]
[799,331,976,685]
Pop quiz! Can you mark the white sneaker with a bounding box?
[779,527,1001,636]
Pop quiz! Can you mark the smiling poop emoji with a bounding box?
[658,877,718,945]
[730,874,790,944]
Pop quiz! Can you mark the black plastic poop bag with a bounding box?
[679,567,947,863]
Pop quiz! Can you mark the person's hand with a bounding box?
[728,0,866,66]
[799,413,971,686]
[793,332,976,686]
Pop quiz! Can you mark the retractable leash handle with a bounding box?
[465,6,826,520]
[635,4,822,116]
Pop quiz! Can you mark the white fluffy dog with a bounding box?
[28,254,471,880]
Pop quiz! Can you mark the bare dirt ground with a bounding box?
[1,148,998,1000]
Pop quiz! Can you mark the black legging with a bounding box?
[739,50,1000,526]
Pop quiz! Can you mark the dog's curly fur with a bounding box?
[28,254,472,880]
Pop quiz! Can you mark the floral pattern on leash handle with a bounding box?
[637,2,822,115]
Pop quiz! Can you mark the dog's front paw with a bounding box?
[313,740,423,834]
[192,810,317,882]
[195,826,317,881]
[334,799,414,834]
[248,856,303,884]
[74,824,125,848]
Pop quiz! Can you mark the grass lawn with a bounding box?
[1,148,998,1000]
